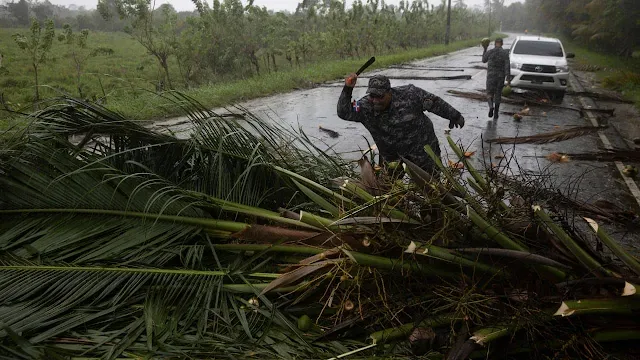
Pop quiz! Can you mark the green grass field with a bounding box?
[1,28,504,123]
[0,29,173,108]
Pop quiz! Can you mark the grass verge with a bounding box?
[563,40,640,108]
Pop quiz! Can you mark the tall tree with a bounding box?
[57,24,106,98]
[12,18,55,101]
[7,0,29,26]
[445,0,452,45]
[98,0,178,89]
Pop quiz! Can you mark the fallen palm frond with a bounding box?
[388,65,466,71]
[565,90,633,103]
[0,94,638,359]
[358,75,473,81]
[553,149,640,162]
[485,125,606,145]
[447,89,616,116]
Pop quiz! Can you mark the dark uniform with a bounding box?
[482,46,510,117]
[337,77,463,174]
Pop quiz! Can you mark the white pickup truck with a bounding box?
[508,36,575,102]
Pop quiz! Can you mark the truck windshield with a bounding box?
[513,41,564,57]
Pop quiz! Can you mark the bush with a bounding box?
[602,71,640,91]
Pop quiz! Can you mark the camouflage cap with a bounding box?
[366,75,391,96]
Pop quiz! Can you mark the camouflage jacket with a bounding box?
[337,84,462,171]
[482,47,510,79]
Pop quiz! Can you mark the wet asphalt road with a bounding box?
[153,35,639,248]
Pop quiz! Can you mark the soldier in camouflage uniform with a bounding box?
[337,74,465,174]
[482,38,511,120]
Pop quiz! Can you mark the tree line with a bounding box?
[499,0,639,57]
[100,0,498,89]
[3,0,496,93]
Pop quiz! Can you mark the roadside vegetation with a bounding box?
[563,40,640,108]
[0,96,638,359]
[1,0,501,121]
[501,0,640,106]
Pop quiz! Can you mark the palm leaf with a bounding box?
[485,126,606,145]
[0,259,349,358]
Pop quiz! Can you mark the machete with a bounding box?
[356,56,376,75]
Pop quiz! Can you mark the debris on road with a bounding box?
[319,125,340,138]
[486,125,606,144]
[447,90,616,117]
[388,65,465,72]
[359,75,473,81]
[547,152,571,163]
[556,149,640,162]
[623,165,638,178]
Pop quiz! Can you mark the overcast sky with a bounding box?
[47,0,522,13]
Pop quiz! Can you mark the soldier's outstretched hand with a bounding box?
[345,73,358,88]
[449,114,465,129]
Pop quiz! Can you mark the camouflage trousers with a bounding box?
[486,75,505,107]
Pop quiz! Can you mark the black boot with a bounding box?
[493,104,500,120]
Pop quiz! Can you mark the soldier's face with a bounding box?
[370,91,392,112]
[495,41,503,48]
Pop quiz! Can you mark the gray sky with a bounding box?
[48,0,522,13]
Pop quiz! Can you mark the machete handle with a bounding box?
[356,57,376,75]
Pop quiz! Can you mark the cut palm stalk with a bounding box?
[584,217,640,276]
[466,208,528,252]
[339,180,415,222]
[330,187,414,226]
[591,329,640,342]
[273,165,357,207]
[292,179,340,217]
[455,248,572,269]
[468,330,640,358]
[368,313,458,344]
[213,244,324,255]
[466,177,485,194]
[195,194,321,230]
[470,326,511,346]
[446,137,509,213]
[341,249,455,278]
[0,208,247,233]
[402,157,466,213]
[554,298,640,317]
[423,145,485,215]
[533,206,611,276]
[447,136,489,192]
[224,283,307,293]
[299,210,336,228]
[405,242,507,276]
[467,207,566,280]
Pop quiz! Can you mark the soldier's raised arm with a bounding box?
[337,73,364,123]
[482,48,491,63]
[414,86,465,129]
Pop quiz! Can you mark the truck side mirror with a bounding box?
[566,53,575,58]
